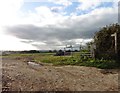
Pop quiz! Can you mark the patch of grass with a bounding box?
[3,52,119,69]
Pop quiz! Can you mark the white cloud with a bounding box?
[0,0,24,26]
[48,0,72,7]
[77,0,118,11]
[0,34,37,51]
[77,0,101,11]
[17,6,69,27]
[0,0,34,50]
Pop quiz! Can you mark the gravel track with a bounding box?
[2,58,119,91]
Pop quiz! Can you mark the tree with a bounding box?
[94,23,120,60]
[49,50,53,53]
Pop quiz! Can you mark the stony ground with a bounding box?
[2,57,119,91]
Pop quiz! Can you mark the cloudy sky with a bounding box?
[0,0,118,51]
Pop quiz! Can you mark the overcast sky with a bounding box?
[0,0,118,50]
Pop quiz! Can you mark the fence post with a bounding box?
[111,32,118,61]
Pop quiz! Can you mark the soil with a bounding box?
[2,57,119,91]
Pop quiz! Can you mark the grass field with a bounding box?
[2,52,119,69]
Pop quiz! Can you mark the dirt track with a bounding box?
[2,57,119,91]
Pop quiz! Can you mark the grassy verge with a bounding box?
[79,58,119,69]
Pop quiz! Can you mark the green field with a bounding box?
[2,52,119,69]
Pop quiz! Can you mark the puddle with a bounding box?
[27,61,42,70]
[28,62,40,66]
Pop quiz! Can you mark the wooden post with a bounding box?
[111,32,117,54]
[111,32,118,60]
[115,32,117,54]
[70,45,73,57]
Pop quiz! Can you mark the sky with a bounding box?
[0,0,119,51]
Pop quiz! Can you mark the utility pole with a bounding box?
[66,45,73,57]
[64,47,66,56]
[70,45,73,57]
[79,42,82,52]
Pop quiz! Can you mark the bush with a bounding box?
[79,59,118,69]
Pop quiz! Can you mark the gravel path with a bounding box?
[2,58,119,91]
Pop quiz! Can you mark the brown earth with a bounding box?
[2,57,119,91]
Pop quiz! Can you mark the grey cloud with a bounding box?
[5,24,91,41]
[21,41,33,43]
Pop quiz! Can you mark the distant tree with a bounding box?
[54,50,64,56]
[66,49,71,52]
[21,50,40,53]
[74,50,78,52]
[49,50,52,53]
[29,50,40,53]
[53,50,57,53]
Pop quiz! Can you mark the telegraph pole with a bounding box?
[70,45,73,57]
[79,42,83,52]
